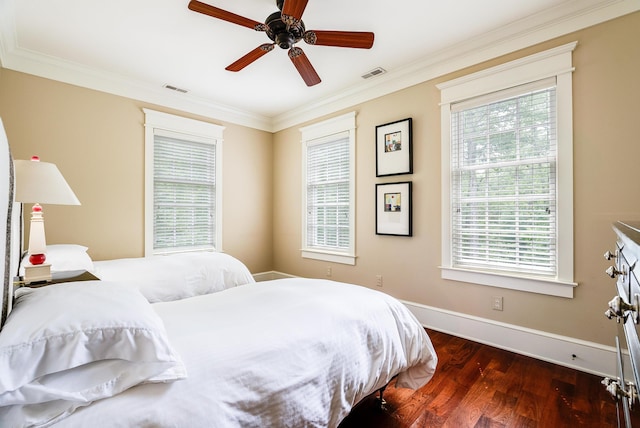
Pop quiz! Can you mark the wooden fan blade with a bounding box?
[288,47,321,87]
[282,0,308,23]
[226,44,275,72]
[304,30,375,49]
[188,0,267,31]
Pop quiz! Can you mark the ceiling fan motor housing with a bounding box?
[265,11,305,49]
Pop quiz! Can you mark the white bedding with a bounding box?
[51,278,437,428]
[0,283,187,427]
[93,252,255,302]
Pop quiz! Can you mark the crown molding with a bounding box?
[0,43,273,132]
[1,0,638,133]
[272,0,640,131]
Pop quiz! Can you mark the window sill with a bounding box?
[440,266,577,298]
[302,250,356,266]
[153,247,217,256]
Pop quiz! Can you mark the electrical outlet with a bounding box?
[492,296,503,311]
[326,266,332,277]
[376,275,383,287]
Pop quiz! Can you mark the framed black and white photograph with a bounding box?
[376,181,412,236]
[376,118,413,177]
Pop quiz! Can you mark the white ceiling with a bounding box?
[0,0,638,131]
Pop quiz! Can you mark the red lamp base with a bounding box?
[29,253,46,265]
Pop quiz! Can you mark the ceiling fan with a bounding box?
[188,0,375,87]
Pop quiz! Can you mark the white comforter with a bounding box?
[55,278,437,428]
[93,252,256,302]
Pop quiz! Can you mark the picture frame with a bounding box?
[375,117,413,177]
[376,181,412,236]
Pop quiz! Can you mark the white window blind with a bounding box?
[450,81,557,276]
[306,132,350,250]
[153,134,217,252]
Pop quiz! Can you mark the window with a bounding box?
[143,109,224,256]
[437,42,577,298]
[301,112,356,265]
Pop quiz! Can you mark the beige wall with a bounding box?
[273,12,640,346]
[0,12,638,347]
[0,71,274,273]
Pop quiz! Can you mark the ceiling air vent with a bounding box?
[163,84,189,93]
[361,67,386,79]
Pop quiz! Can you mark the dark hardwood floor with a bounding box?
[339,329,639,427]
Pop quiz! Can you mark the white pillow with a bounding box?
[19,244,95,275]
[0,281,187,426]
[93,252,256,303]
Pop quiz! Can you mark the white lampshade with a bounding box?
[13,157,80,275]
[14,157,80,205]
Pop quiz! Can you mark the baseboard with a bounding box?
[252,271,296,282]
[402,299,621,379]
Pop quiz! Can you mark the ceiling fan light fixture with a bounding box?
[276,32,295,49]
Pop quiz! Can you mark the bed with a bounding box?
[20,244,257,303]
[0,117,438,428]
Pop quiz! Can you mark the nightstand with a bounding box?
[50,270,100,284]
[14,269,100,291]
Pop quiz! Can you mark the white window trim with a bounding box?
[300,111,356,265]
[437,42,577,298]
[143,108,225,256]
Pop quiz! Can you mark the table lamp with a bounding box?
[14,156,80,283]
